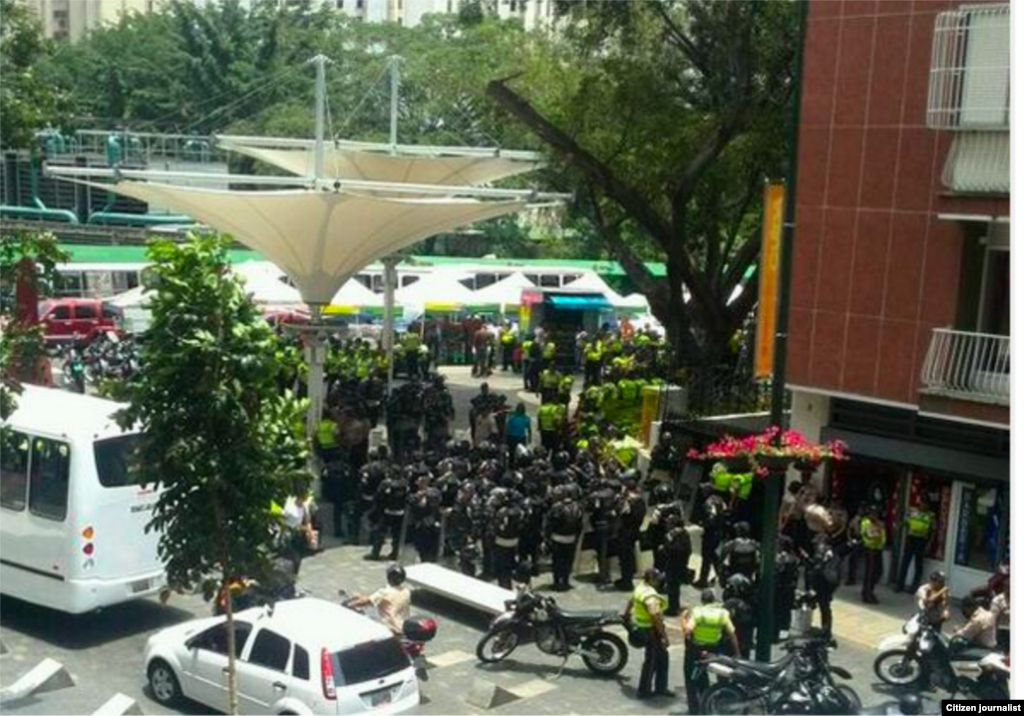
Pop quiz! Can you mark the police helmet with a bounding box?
[725,573,753,597]
[653,483,674,504]
[552,451,571,469]
[734,521,751,538]
[898,694,923,716]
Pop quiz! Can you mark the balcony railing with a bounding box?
[920,328,1009,405]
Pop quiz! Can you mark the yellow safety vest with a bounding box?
[732,472,754,500]
[711,467,734,493]
[906,509,934,538]
[692,606,733,647]
[692,605,729,646]
[543,343,556,360]
[541,370,560,388]
[539,405,561,431]
[316,419,339,449]
[861,517,886,550]
[522,340,533,356]
[586,342,603,362]
[501,330,515,345]
[632,584,667,629]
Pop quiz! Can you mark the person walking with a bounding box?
[682,588,739,713]
[860,507,887,604]
[896,500,937,593]
[625,568,673,700]
[505,402,532,453]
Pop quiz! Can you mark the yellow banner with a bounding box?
[754,182,785,378]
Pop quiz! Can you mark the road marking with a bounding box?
[506,678,558,699]
[426,649,476,668]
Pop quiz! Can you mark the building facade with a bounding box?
[788,0,1009,597]
[21,0,155,41]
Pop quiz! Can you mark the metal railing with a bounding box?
[920,328,1009,405]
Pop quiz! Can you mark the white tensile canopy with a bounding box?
[470,271,536,308]
[218,136,542,187]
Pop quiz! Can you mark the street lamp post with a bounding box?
[755,0,808,663]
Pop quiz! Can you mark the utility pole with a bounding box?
[755,0,808,663]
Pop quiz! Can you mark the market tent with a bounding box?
[396,270,477,312]
[107,285,151,309]
[618,292,650,312]
[326,279,385,315]
[217,136,541,187]
[562,271,637,308]
[470,271,535,309]
[232,261,305,306]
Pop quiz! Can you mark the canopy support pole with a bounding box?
[304,305,327,494]
[389,56,401,154]
[311,54,328,179]
[383,257,398,398]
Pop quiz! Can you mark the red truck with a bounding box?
[40,298,123,344]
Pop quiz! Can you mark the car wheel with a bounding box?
[148,659,183,706]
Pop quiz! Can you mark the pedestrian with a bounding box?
[505,402,532,452]
[897,500,937,593]
[860,507,887,604]
[722,574,756,659]
[682,588,739,713]
[625,568,674,700]
[991,581,1010,653]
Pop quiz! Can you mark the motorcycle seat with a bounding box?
[955,646,996,662]
[713,655,790,677]
[555,607,616,623]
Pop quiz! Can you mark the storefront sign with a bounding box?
[753,182,785,378]
[955,484,974,566]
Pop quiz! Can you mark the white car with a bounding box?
[144,597,420,715]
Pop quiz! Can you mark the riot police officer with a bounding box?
[614,474,646,590]
[647,483,683,574]
[492,488,525,589]
[409,475,442,563]
[722,573,757,659]
[519,479,547,576]
[660,513,693,617]
[718,521,760,583]
[546,485,584,591]
[357,459,387,545]
[589,475,620,584]
[693,484,730,588]
[367,469,409,561]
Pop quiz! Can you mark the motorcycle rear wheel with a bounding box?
[580,632,628,675]
[700,683,768,715]
[873,649,924,686]
[477,627,520,664]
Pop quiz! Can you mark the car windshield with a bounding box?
[331,637,409,686]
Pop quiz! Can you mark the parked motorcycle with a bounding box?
[701,631,860,715]
[874,612,1006,698]
[475,588,628,676]
[60,344,86,393]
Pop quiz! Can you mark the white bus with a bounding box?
[0,385,165,613]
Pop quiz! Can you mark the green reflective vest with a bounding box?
[522,340,534,357]
[543,342,556,361]
[500,329,515,345]
[316,418,339,449]
[906,508,935,538]
[732,472,754,500]
[692,605,729,646]
[541,370,560,389]
[861,517,886,550]
[586,342,603,362]
[632,584,667,629]
[538,404,563,431]
[711,466,734,493]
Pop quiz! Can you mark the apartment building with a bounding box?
[21,0,154,41]
[788,0,1009,597]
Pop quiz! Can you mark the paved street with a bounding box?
[1,541,947,716]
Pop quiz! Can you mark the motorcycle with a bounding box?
[61,344,86,393]
[214,556,303,616]
[475,588,628,676]
[874,612,1005,698]
[701,631,860,715]
[338,590,437,681]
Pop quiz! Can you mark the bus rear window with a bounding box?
[94,436,147,489]
[331,638,409,686]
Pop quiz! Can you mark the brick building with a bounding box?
[788,0,1009,596]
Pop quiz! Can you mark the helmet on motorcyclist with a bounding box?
[386,564,407,587]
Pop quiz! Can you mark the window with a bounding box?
[292,645,310,680]
[94,436,148,488]
[57,273,84,297]
[247,629,291,672]
[193,621,253,657]
[28,438,70,521]
[955,484,1007,571]
[401,276,420,288]
[1,431,30,511]
[523,274,539,286]
[539,274,560,288]
[336,0,344,7]
[357,0,364,8]
[101,303,122,320]
[75,303,98,320]
[331,638,409,686]
[475,274,498,289]
[50,305,71,320]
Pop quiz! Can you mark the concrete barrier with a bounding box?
[465,677,518,710]
[0,658,75,704]
[92,693,143,715]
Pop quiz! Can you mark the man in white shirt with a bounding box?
[955,596,998,650]
[914,571,949,627]
[348,564,411,636]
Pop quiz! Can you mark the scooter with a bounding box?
[874,612,1005,697]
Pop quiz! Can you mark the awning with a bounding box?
[821,427,1008,483]
[547,294,611,309]
[217,136,542,186]
[70,180,526,306]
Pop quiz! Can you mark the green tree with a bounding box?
[116,234,309,715]
[487,0,798,373]
[0,0,64,147]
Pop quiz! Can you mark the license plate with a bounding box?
[370,689,393,707]
[130,578,151,594]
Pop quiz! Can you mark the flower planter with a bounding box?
[756,454,793,472]
[718,456,752,472]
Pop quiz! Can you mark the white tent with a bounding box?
[233,261,305,306]
[395,270,477,310]
[618,292,650,312]
[107,284,151,309]
[329,278,384,310]
[217,136,541,187]
[470,271,535,308]
[562,271,640,309]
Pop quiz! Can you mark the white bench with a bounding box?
[404,563,515,616]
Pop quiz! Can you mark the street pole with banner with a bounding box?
[755,0,807,663]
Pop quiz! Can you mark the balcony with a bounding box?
[921,329,1009,406]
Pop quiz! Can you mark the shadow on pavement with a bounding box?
[0,596,194,651]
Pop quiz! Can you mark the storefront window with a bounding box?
[955,484,1006,572]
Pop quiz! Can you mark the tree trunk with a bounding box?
[224,573,239,716]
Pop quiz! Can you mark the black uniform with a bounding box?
[588,479,619,584]
[775,544,802,640]
[723,576,757,659]
[357,462,386,546]
[647,499,683,573]
[546,495,584,591]
[519,488,547,576]
[369,474,409,560]
[661,518,693,616]
[615,488,647,589]
[693,491,729,587]
[718,535,760,583]
[409,485,443,563]
[492,496,525,589]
